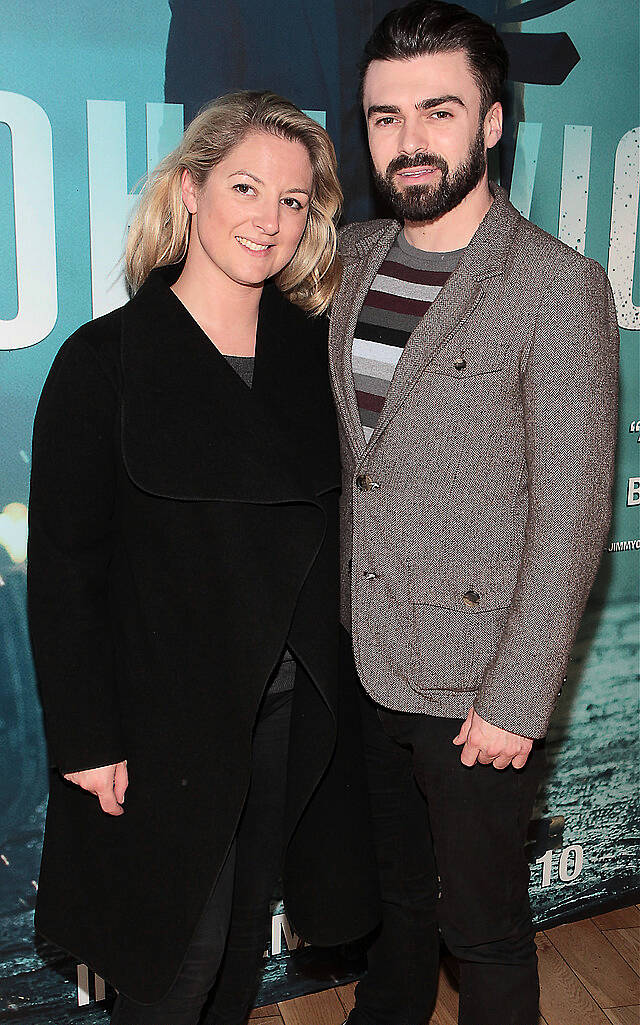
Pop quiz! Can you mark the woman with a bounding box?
[27,91,378,1025]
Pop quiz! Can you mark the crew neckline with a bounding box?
[396,229,466,262]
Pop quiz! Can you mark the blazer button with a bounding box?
[462,589,481,608]
[355,473,378,491]
[453,355,467,372]
[363,570,379,580]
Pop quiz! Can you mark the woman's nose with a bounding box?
[253,200,280,236]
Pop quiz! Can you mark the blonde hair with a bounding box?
[125,91,342,314]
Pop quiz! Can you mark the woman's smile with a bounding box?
[235,235,275,254]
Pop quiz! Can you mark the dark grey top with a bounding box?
[223,351,296,695]
[224,352,255,388]
[395,228,466,273]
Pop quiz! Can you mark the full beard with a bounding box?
[373,123,487,223]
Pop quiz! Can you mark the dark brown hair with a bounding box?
[359,0,509,117]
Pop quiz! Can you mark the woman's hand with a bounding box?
[63,761,128,816]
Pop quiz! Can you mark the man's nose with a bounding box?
[397,115,430,156]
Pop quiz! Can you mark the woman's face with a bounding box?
[181,131,314,292]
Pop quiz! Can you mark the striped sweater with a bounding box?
[352,230,464,440]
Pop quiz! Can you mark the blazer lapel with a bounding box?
[365,269,486,450]
[363,186,522,450]
[120,270,316,504]
[329,219,399,458]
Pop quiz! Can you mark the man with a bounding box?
[329,3,619,1024]
[165,2,579,222]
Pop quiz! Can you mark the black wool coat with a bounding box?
[27,269,379,1003]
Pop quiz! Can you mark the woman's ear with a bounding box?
[180,168,198,215]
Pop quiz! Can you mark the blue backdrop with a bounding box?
[0,1,638,1019]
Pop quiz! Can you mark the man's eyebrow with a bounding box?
[367,104,401,118]
[367,95,467,119]
[417,95,466,110]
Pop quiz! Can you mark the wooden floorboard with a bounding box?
[427,962,459,1025]
[537,932,611,1025]
[545,920,639,1009]
[268,906,639,1025]
[278,989,346,1025]
[335,982,356,1015]
[594,908,640,932]
[603,1008,640,1025]
[605,929,640,974]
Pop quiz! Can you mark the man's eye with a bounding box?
[376,116,398,126]
[431,110,452,119]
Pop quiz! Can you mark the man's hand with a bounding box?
[63,761,128,816]
[453,709,533,769]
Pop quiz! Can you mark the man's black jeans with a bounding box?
[349,689,545,1025]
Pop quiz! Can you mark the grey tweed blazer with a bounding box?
[329,184,619,739]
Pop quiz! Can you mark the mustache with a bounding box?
[386,151,449,178]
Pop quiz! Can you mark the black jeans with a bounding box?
[349,690,544,1025]
[111,688,292,1025]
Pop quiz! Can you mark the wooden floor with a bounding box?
[249,905,640,1025]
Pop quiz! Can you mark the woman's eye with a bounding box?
[233,182,254,194]
[282,197,303,210]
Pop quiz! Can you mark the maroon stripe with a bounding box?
[356,390,385,413]
[379,260,452,286]
[366,290,434,317]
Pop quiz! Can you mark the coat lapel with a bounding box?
[120,270,324,503]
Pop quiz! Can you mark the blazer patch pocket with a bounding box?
[404,571,514,696]
[407,601,510,696]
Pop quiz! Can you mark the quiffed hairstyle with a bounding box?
[125,91,342,315]
[359,0,509,117]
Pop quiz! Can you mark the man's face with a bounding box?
[362,50,501,223]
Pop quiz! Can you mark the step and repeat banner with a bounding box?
[0,0,638,1020]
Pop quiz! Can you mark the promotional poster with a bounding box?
[0,0,638,1019]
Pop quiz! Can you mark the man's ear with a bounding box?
[485,102,503,151]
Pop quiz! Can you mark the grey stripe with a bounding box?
[358,304,421,335]
[352,349,399,383]
[372,274,442,302]
[359,409,378,428]
[353,371,392,396]
[353,336,405,369]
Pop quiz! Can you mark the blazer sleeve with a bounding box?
[473,256,619,739]
[27,330,126,774]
